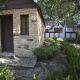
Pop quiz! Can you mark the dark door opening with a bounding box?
[1,15,14,52]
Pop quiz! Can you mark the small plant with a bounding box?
[45,38,55,43]
[57,38,64,42]
[0,65,14,80]
[33,74,36,80]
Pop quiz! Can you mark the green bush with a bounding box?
[33,44,58,61]
[33,38,58,61]
[77,26,80,41]
[44,41,80,80]
[45,38,55,43]
[53,37,57,41]
[63,42,80,80]
[44,68,73,80]
[0,66,14,80]
[64,38,76,42]
[57,38,64,42]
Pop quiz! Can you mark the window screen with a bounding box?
[21,15,29,35]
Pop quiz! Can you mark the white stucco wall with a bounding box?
[45,33,49,38]
[66,28,73,32]
[66,33,76,39]
[45,23,65,38]
[45,22,77,39]
[50,33,54,37]
[71,33,76,38]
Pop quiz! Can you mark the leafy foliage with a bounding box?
[33,38,59,61]
[37,0,78,22]
[63,42,80,80]
[44,41,80,80]
[77,26,80,41]
[0,65,14,80]
[0,0,11,4]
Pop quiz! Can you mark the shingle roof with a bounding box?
[45,21,56,27]
[45,21,65,30]
[6,0,37,9]
[66,22,77,28]
[45,21,78,29]
[60,22,65,27]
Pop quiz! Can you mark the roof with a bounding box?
[3,0,45,26]
[45,21,78,29]
[45,21,65,26]
[5,0,37,9]
[50,22,65,30]
[60,22,65,27]
[66,22,77,28]
[45,21,65,30]
[45,21,56,27]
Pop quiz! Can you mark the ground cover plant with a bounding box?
[44,40,80,80]
[63,42,80,80]
[0,65,14,80]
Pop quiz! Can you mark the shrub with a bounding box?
[53,37,57,41]
[33,38,59,61]
[77,26,80,41]
[64,38,76,42]
[45,38,55,44]
[57,38,64,42]
[33,44,58,61]
[0,65,14,80]
[44,41,80,80]
[44,68,72,80]
[63,42,80,80]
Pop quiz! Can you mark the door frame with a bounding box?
[0,14,14,52]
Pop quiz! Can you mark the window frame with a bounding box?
[20,15,29,35]
[54,28,63,33]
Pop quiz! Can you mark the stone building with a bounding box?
[0,0,45,57]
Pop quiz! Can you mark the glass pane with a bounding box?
[21,15,29,35]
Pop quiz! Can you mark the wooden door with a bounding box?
[1,15,14,52]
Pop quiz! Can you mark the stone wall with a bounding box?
[37,12,45,47]
[0,8,45,57]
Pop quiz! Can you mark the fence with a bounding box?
[45,32,77,39]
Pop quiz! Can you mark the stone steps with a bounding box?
[0,52,37,68]
[0,56,37,68]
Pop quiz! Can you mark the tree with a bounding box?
[68,0,80,10]
[0,0,11,4]
[74,12,80,23]
[37,0,79,22]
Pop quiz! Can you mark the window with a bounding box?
[21,15,29,35]
[54,28,63,33]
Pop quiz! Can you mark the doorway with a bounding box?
[1,15,14,52]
